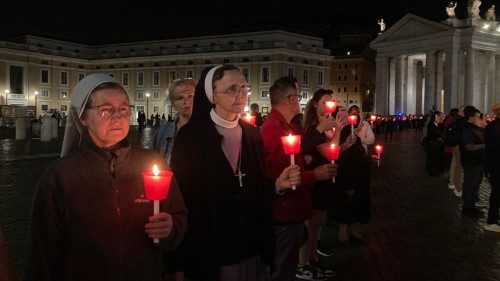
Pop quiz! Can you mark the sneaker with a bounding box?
[311,261,335,278]
[454,190,462,197]
[484,223,500,233]
[475,200,488,208]
[296,265,327,281]
[448,184,455,190]
[316,241,333,257]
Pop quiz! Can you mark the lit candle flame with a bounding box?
[286,133,294,144]
[330,143,335,149]
[153,164,159,176]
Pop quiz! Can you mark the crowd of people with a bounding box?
[0,64,497,281]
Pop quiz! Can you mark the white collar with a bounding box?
[210,109,240,128]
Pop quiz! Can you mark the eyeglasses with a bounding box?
[87,104,134,118]
[214,85,251,98]
[287,94,302,102]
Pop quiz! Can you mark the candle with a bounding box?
[280,134,301,190]
[242,114,256,126]
[370,115,376,122]
[142,164,173,243]
[348,115,358,138]
[324,101,337,116]
[323,143,340,183]
[375,145,384,167]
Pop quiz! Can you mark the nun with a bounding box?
[25,73,187,281]
[170,65,300,280]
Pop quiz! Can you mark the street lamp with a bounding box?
[4,89,9,105]
[34,90,39,117]
[145,92,151,119]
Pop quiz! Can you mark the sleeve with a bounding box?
[160,177,187,251]
[359,121,375,146]
[24,166,66,281]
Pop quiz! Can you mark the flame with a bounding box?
[330,143,335,149]
[375,145,382,152]
[286,133,295,144]
[153,164,159,176]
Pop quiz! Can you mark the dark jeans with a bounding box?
[487,170,500,224]
[270,223,304,281]
[462,164,484,209]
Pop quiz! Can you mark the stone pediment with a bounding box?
[371,14,454,45]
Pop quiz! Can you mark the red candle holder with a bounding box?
[348,115,358,126]
[280,134,301,190]
[242,115,256,126]
[375,145,384,167]
[323,143,340,182]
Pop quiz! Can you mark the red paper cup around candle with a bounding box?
[323,143,340,183]
[142,164,173,243]
[242,115,256,126]
[348,115,358,138]
[325,101,337,116]
[281,134,301,190]
[375,145,384,167]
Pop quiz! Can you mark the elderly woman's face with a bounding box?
[81,88,130,148]
[172,83,195,118]
[212,69,249,117]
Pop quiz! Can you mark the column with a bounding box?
[415,61,424,114]
[389,59,396,114]
[435,52,445,112]
[375,55,389,115]
[425,51,436,113]
[484,51,495,113]
[406,57,415,114]
[444,47,460,113]
[394,56,404,114]
[458,50,466,107]
[464,48,475,106]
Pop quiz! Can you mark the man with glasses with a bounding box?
[261,76,336,281]
[26,74,187,281]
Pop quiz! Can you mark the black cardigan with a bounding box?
[170,114,275,280]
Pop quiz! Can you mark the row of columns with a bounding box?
[375,49,499,115]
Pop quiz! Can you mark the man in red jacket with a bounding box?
[261,76,337,281]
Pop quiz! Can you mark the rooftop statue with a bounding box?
[468,0,482,19]
[486,5,496,21]
[378,19,386,32]
[446,2,458,18]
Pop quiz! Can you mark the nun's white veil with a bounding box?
[60,73,119,157]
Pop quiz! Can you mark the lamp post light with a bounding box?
[34,90,39,117]
[145,92,151,120]
[4,89,9,105]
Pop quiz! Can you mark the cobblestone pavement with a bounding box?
[1,127,498,280]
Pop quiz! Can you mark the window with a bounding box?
[355,75,358,81]
[344,87,347,93]
[138,63,144,67]
[303,59,309,64]
[41,104,48,111]
[186,70,194,78]
[302,91,309,100]
[60,63,67,67]
[78,73,85,81]
[223,58,230,64]
[61,105,68,112]
[41,90,49,97]
[337,87,341,93]
[187,60,194,65]
[317,71,324,85]
[136,106,144,112]
[170,71,177,81]
[344,64,347,69]
[242,58,250,62]
[302,69,309,85]
[261,90,269,98]
[154,106,159,113]
[355,87,358,92]
[338,76,342,81]
[153,71,160,86]
[153,91,160,99]
[288,68,294,77]
[154,62,160,67]
[78,65,84,69]
[204,60,212,64]
[60,71,68,85]
[262,57,270,61]
[288,57,294,62]
[170,62,176,66]
[344,75,347,81]
[108,73,114,78]
[318,61,324,66]
[41,70,49,83]
[123,73,129,86]
[137,72,144,86]
[355,63,359,68]
[137,92,143,99]
[60,91,68,99]
[261,67,270,83]
[42,60,49,65]
[241,68,250,82]
[338,64,342,69]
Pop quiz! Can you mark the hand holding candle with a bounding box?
[242,114,256,126]
[281,134,301,190]
[375,145,384,167]
[323,143,340,182]
[142,164,173,243]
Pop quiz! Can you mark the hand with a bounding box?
[145,212,173,240]
[276,164,301,193]
[313,163,337,181]
[341,136,355,150]
[316,117,336,133]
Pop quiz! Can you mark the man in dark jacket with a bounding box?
[459,107,486,218]
[484,103,500,232]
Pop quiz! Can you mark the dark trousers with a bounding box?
[487,170,500,224]
[270,223,304,281]
[462,164,484,209]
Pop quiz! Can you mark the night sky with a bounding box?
[0,0,497,44]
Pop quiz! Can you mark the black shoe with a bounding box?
[461,208,484,218]
[316,241,333,257]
